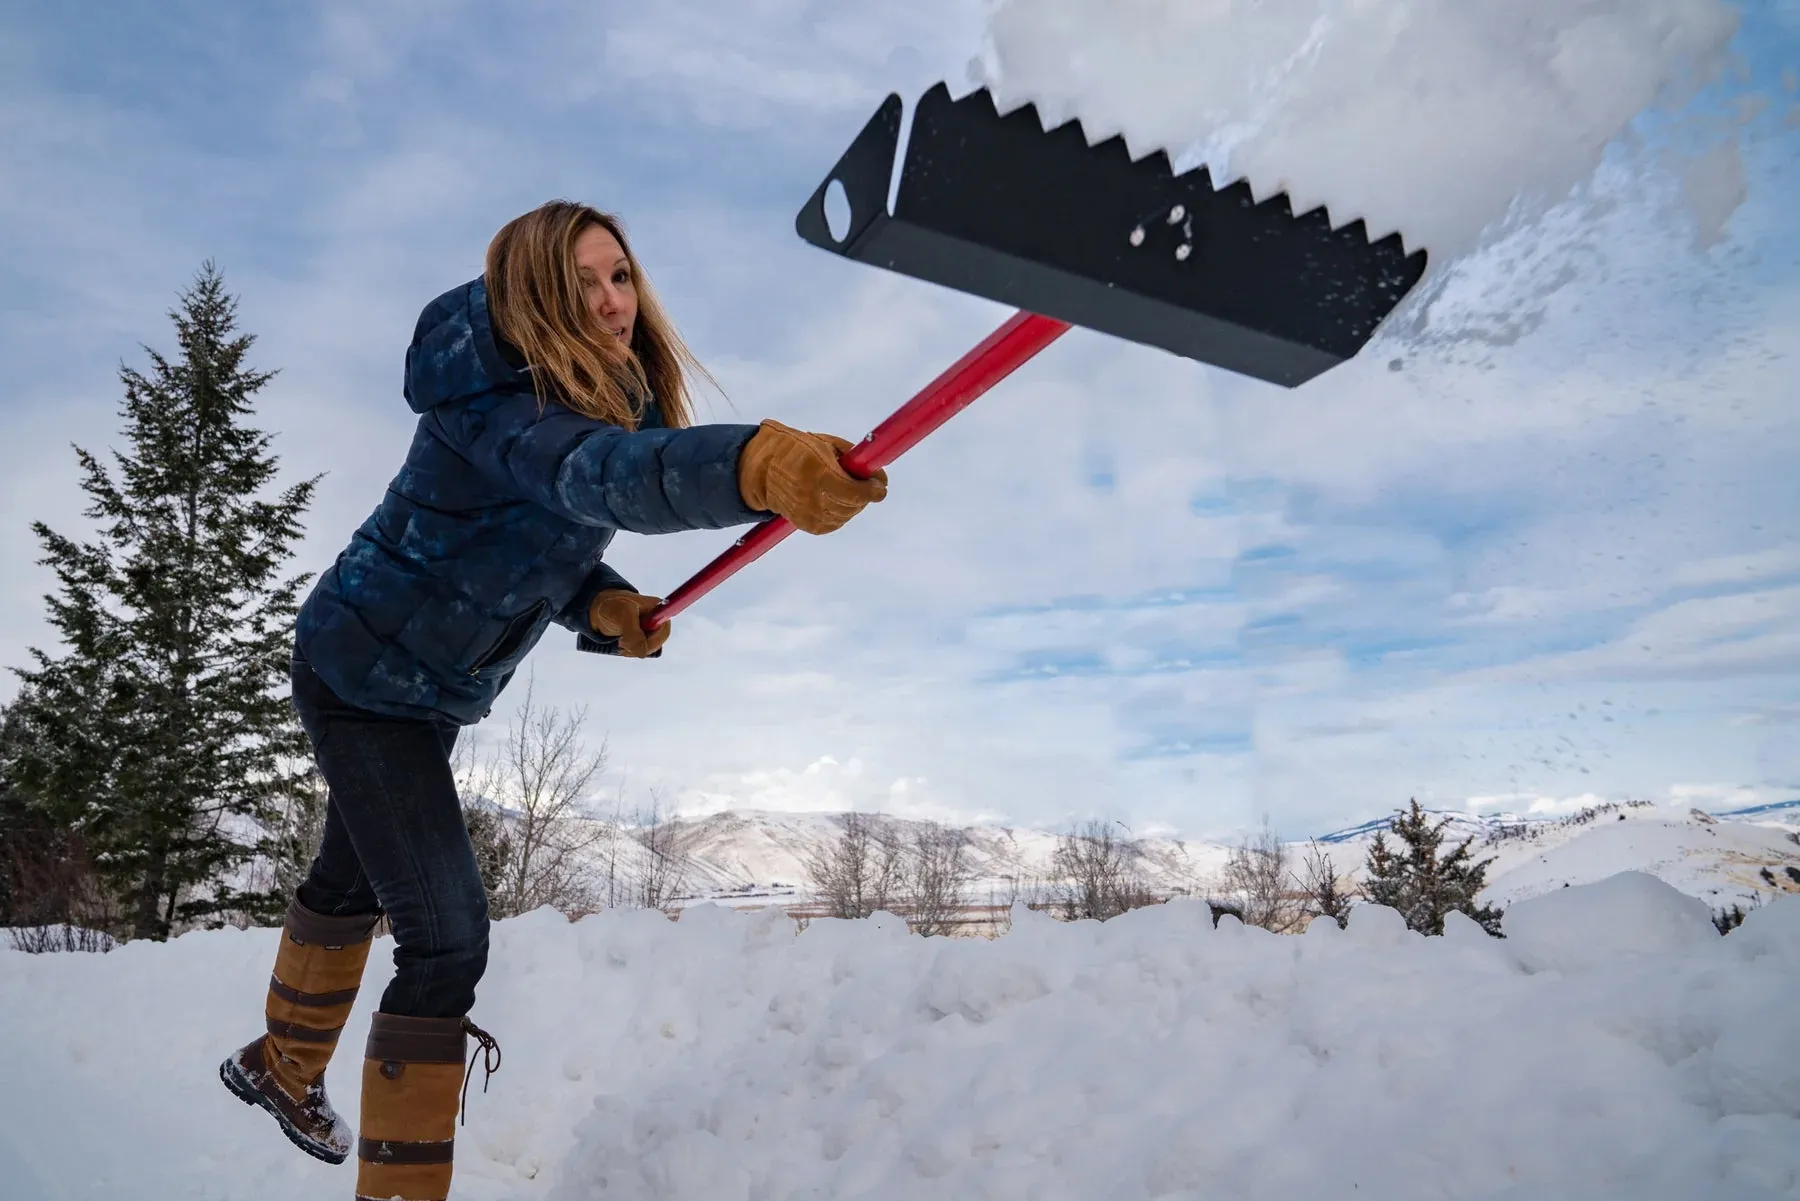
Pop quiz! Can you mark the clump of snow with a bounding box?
[2,877,1798,1200]
[1502,869,1718,973]
[973,0,1744,262]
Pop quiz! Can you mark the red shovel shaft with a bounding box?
[643,310,1071,630]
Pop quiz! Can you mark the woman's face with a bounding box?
[573,224,638,345]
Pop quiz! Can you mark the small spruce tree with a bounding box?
[1363,799,1505,936]
[6,264,318,940]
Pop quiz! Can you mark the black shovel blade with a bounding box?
[796,84,1427,388]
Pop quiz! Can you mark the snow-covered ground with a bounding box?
[1,874,1797,1200]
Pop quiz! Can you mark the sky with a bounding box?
[2,0,1798,841]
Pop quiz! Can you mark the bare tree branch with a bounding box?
[1053,820,1157,921]
[454,673,608,919]
[805,811,903,919]
[1220,817,1303,933]
[633,788,689,913]
[904,820,972,937]
[1295,839,1358,930]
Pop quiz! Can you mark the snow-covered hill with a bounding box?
[1718,798,1800,829]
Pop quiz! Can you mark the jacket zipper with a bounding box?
[468,601,548,676]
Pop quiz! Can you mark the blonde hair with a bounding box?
[484,200,711,429]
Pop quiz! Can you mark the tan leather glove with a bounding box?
[737,419,889,535]
[587,590,670,658]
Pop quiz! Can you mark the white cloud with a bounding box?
[1671,545,1800,589]
[590,0,986,124]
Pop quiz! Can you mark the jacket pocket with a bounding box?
[468,599,549,676]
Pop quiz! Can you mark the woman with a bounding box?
[219,200,886,1201]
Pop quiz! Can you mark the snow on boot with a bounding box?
[356,1013,501,1201]
[219,898,380,1164]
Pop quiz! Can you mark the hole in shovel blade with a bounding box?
[823,179,852,243]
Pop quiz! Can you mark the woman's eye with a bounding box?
[613,270,631,286]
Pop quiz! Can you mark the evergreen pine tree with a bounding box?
[1363,798,1505,936]
[0,699,43,925]
[6,264,319,940]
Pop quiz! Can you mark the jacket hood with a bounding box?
[402,277,531,414]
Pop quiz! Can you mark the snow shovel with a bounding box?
[643,83,1425,630]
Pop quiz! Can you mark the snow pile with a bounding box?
[1502,869,1720,973]
[3,875,1800,1200]
[974,0,1743,261]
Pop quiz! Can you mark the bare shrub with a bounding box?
[1053,820,1157,921]
[1221,818,1304,933]
[1297,839,1358,930]
[982,872,1042,937]
[1012,872,1057,913]
[905,821,972,937]
[1,818,80,928]
[593,790,632,910]
[1,821,126,951]
[805,811,902,919]
[633,790,689,912]
[454,674,609,918]
[8,923,117,954]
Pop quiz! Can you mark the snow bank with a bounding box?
[973,0,1743,261]
[2,874,1798,1199]
[1502,869,1719,972]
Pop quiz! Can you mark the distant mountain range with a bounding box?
[660,809,1231,906]
[1713,798,1800,821]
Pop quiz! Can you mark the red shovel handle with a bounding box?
[642,310,1071,631]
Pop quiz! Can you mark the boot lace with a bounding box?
[459,1017,502,1126]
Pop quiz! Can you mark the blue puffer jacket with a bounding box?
[295,277,765,725]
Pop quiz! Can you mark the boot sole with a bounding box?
[218,1056,350,1166]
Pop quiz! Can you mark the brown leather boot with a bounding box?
[219,898,381,1164]
[356,1013,501,1201]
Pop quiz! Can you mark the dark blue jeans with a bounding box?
[289,654,489,1019]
